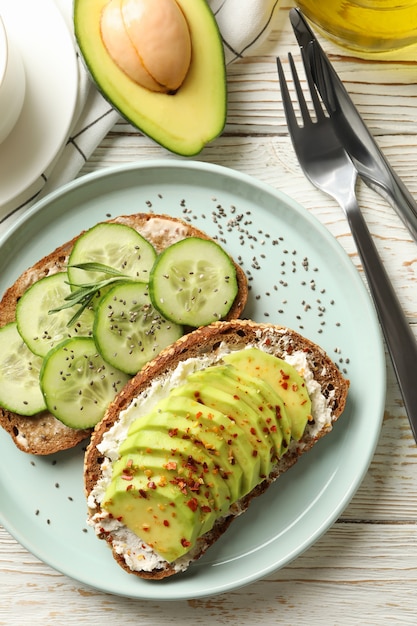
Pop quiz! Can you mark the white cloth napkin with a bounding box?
[0,0,280,229]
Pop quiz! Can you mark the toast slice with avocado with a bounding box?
[0,214,248,455]
[84,319,349,579]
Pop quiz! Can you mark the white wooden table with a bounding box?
[1,2,417,623]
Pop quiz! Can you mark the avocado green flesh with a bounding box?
[103,349,311,562]
[73,0,227,156]
[186,365,291,460]
[110,448,232,518]
[103,468,215,561]
[120,401,243,502]
[170,383,263,493]
[224,349,312,441]
[173,379,277,481]
[103,431,231,561]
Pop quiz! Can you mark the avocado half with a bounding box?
[74,0,227,156]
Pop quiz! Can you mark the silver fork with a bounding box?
[277,53,417,440]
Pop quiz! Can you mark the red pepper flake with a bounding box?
[252,450,258,457]
[121,473,133,481]
[168,428,178,437]
[138,489,147,498]
[164,461,177,470]
[163,520,170,527]
[196,411,203,418]
[280,369,290,380]
[250,427,257,436]
[126,484,134,491]
[201,505,212,513]
[187,497,199,512]
[147,481,157,490]
[271,425,277,432]
[281,381,289,390]
[181,538,191,548]
[185,456,198,472]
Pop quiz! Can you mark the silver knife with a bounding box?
[289,7,417,243]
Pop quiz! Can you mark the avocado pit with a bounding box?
[101,0,192,93]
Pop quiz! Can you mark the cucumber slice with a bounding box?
[149,237,238,326]
[0,323,46,416]
[40,337,130,429]
[67,222,156,290]
[16,272,94,357]
[93,282,183,375]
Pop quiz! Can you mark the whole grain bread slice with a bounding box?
[84,319,349,579]
[0,214,248,455]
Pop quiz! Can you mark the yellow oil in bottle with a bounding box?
[295,1,417,52]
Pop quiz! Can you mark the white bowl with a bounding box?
[0,15,26,144]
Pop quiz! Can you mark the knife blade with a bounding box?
[289,7,417,243]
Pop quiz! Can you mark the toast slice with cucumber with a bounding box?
[84,319,349,579]
[0,214,248,455]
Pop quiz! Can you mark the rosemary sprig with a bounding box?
[48,262,137,327]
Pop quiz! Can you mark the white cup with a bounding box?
[0,15,25,144]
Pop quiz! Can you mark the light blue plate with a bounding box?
[0,160,385,600]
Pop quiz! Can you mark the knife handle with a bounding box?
[346,195,417,439]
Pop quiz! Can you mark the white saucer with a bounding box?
[0,0,78,208]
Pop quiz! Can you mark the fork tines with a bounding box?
[277,54,326,131]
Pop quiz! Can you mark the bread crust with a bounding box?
[0,214,248,455]
[84,319,349,579]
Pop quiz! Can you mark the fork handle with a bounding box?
[345,198,417,438]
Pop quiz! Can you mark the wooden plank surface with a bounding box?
[1,1,417,623]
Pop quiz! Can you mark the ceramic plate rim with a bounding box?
[0,0,78,209]
[0,160,385,600]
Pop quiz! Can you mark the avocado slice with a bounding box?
[187,365,292,458]
[106,424,233,560]
[224,349,312,441]
[74,0,227,156]
[120,405,236,509]
[113,447,232,518]
[103,458,217,561]
[124,396,244,502]
[172,381,267,491]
